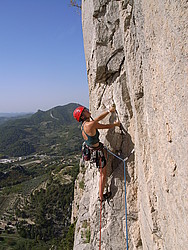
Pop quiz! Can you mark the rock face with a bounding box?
[72,1,188,249]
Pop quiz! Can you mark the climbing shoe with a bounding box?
[98,191,112,203]
[103,191,112,200]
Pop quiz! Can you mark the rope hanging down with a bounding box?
[102,147,135,250]
[99,166,102,250]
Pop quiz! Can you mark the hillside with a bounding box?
[0,103,84,249]
[0,103,83,157]
[0,154,80,249]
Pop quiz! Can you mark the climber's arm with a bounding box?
[94,110,110,122]
[92,120,120,129]
[94,106,116,122]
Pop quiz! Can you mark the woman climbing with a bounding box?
[73,105,120,202]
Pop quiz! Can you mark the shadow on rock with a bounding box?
[105,124,135,198]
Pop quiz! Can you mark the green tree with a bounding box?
[70,0,81,9]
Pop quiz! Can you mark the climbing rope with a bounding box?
[104,147,135,250]
[99,165,102,250]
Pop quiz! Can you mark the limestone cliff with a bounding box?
[72,1,188,249]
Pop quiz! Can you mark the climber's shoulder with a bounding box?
[85,120,99,129]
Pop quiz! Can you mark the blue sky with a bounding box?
[0,0,89,113]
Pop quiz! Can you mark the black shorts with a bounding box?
[89,143,107,168]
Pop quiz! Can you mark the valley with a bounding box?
[0,103,83,250]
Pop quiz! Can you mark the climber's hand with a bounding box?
[109,106,116,113]
[114,121,121,127]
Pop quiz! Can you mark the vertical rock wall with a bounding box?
[72,1,188,249]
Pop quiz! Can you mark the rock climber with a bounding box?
[73,105,120,202]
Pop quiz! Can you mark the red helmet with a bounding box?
[73,106,85,122]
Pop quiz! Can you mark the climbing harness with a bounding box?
[91,143,106,168]
[82,142,91,161]
[82,142,107,168]
[98,147,135,250]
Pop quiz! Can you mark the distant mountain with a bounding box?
[0,113,33,125]
[0,103,83,157]
[31,104,79,125]
[0,112,33,118]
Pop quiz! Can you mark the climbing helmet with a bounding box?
[73,106,85,122]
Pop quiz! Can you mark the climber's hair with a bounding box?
[80,116,87,123]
